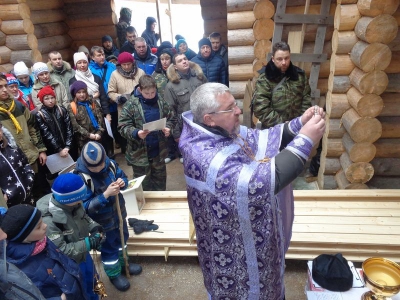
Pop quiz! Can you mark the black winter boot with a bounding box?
[110,274,130,291]
[122,263,142,275]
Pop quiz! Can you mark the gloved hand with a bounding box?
[90,225,104,235]
[117,95,128,105]
[85,233,104,251]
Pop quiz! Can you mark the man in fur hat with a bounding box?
[164,53,207,163]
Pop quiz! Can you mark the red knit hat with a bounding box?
[118,52,134,64]
[37,86,56,103]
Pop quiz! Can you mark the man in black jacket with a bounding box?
[141,17,160,49]
[120,26,138,54]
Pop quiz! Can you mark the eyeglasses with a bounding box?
[209,101,238,115]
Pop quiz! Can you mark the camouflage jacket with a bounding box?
[152,71,168,100]
[251,60,311,129]
[67,99,105,149]
[118,93,176,167]
[164,62,207,139]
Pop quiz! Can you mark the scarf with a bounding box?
[32,236,47,256]
[77,101,99,130]
[0,100,23,134]
[74,69,99,96]
[139,93,159,105]
[117,65,138,79]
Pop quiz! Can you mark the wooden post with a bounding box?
[115,194,130,278]
[155,0,162,43]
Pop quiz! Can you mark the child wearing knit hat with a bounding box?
[5,73,36,111]
[0,204,88,299]
[13,61,35,101]
[74,141,142,291]
[36,85,77,165]
[67,80,105,151]
[31,62,69,110]
[0,207,46,300]
[37,173,105,300]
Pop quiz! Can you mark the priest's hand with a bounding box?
[299,114,325,145]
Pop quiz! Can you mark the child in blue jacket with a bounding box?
[0,204,88,300]
[75,141,142,292]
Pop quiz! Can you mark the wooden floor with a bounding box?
[127,190,400,262]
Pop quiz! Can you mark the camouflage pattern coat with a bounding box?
[164,61,207,139]
[152,71,168,99]
[252,60,311,129]
[118,94,176,167]
[67,99,105,149]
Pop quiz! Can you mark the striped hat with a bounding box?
[81,141,106,168]
[0,205,41,242]
[52,173,87,204]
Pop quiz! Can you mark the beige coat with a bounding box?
[32,78,69,109]
[107,68,145,102]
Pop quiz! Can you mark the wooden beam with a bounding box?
[132,0,199,4]
[274,14,333,25]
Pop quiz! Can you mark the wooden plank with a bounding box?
[292,189,400,200]
[271,0,287,47]
[288,53,327,62]
[294,216,400,226]
[294,208,400,217]
[290,233,400,245]
[274,14,333,25]
[294,201,400,208]
[292,223,399,235]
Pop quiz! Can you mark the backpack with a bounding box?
[73,160,117,193]
[70,100,96,115]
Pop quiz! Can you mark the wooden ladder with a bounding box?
[271,0,334,103]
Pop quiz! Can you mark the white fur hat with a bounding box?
[13,61,30,77]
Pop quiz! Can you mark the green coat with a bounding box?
[0,97,46,165]
[47,61,76,100]
[37,194,100,264]
[252,61,311,129]
[118,95,176,167]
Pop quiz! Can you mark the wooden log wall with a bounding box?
[65,0,117,54]
[0,1,40,72]
[26,0,73,63]
[0,0,117,72]
[201,0,227,45]
[318,0,400,190]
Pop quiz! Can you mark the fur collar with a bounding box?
[1,126,17,149]
[166,61,205,84]
[265,59,303,82]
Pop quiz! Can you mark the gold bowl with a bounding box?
[362,257,400,300]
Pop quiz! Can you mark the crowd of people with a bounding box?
[0,6,324,300]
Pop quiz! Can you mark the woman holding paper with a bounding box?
[36,86,76,181]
